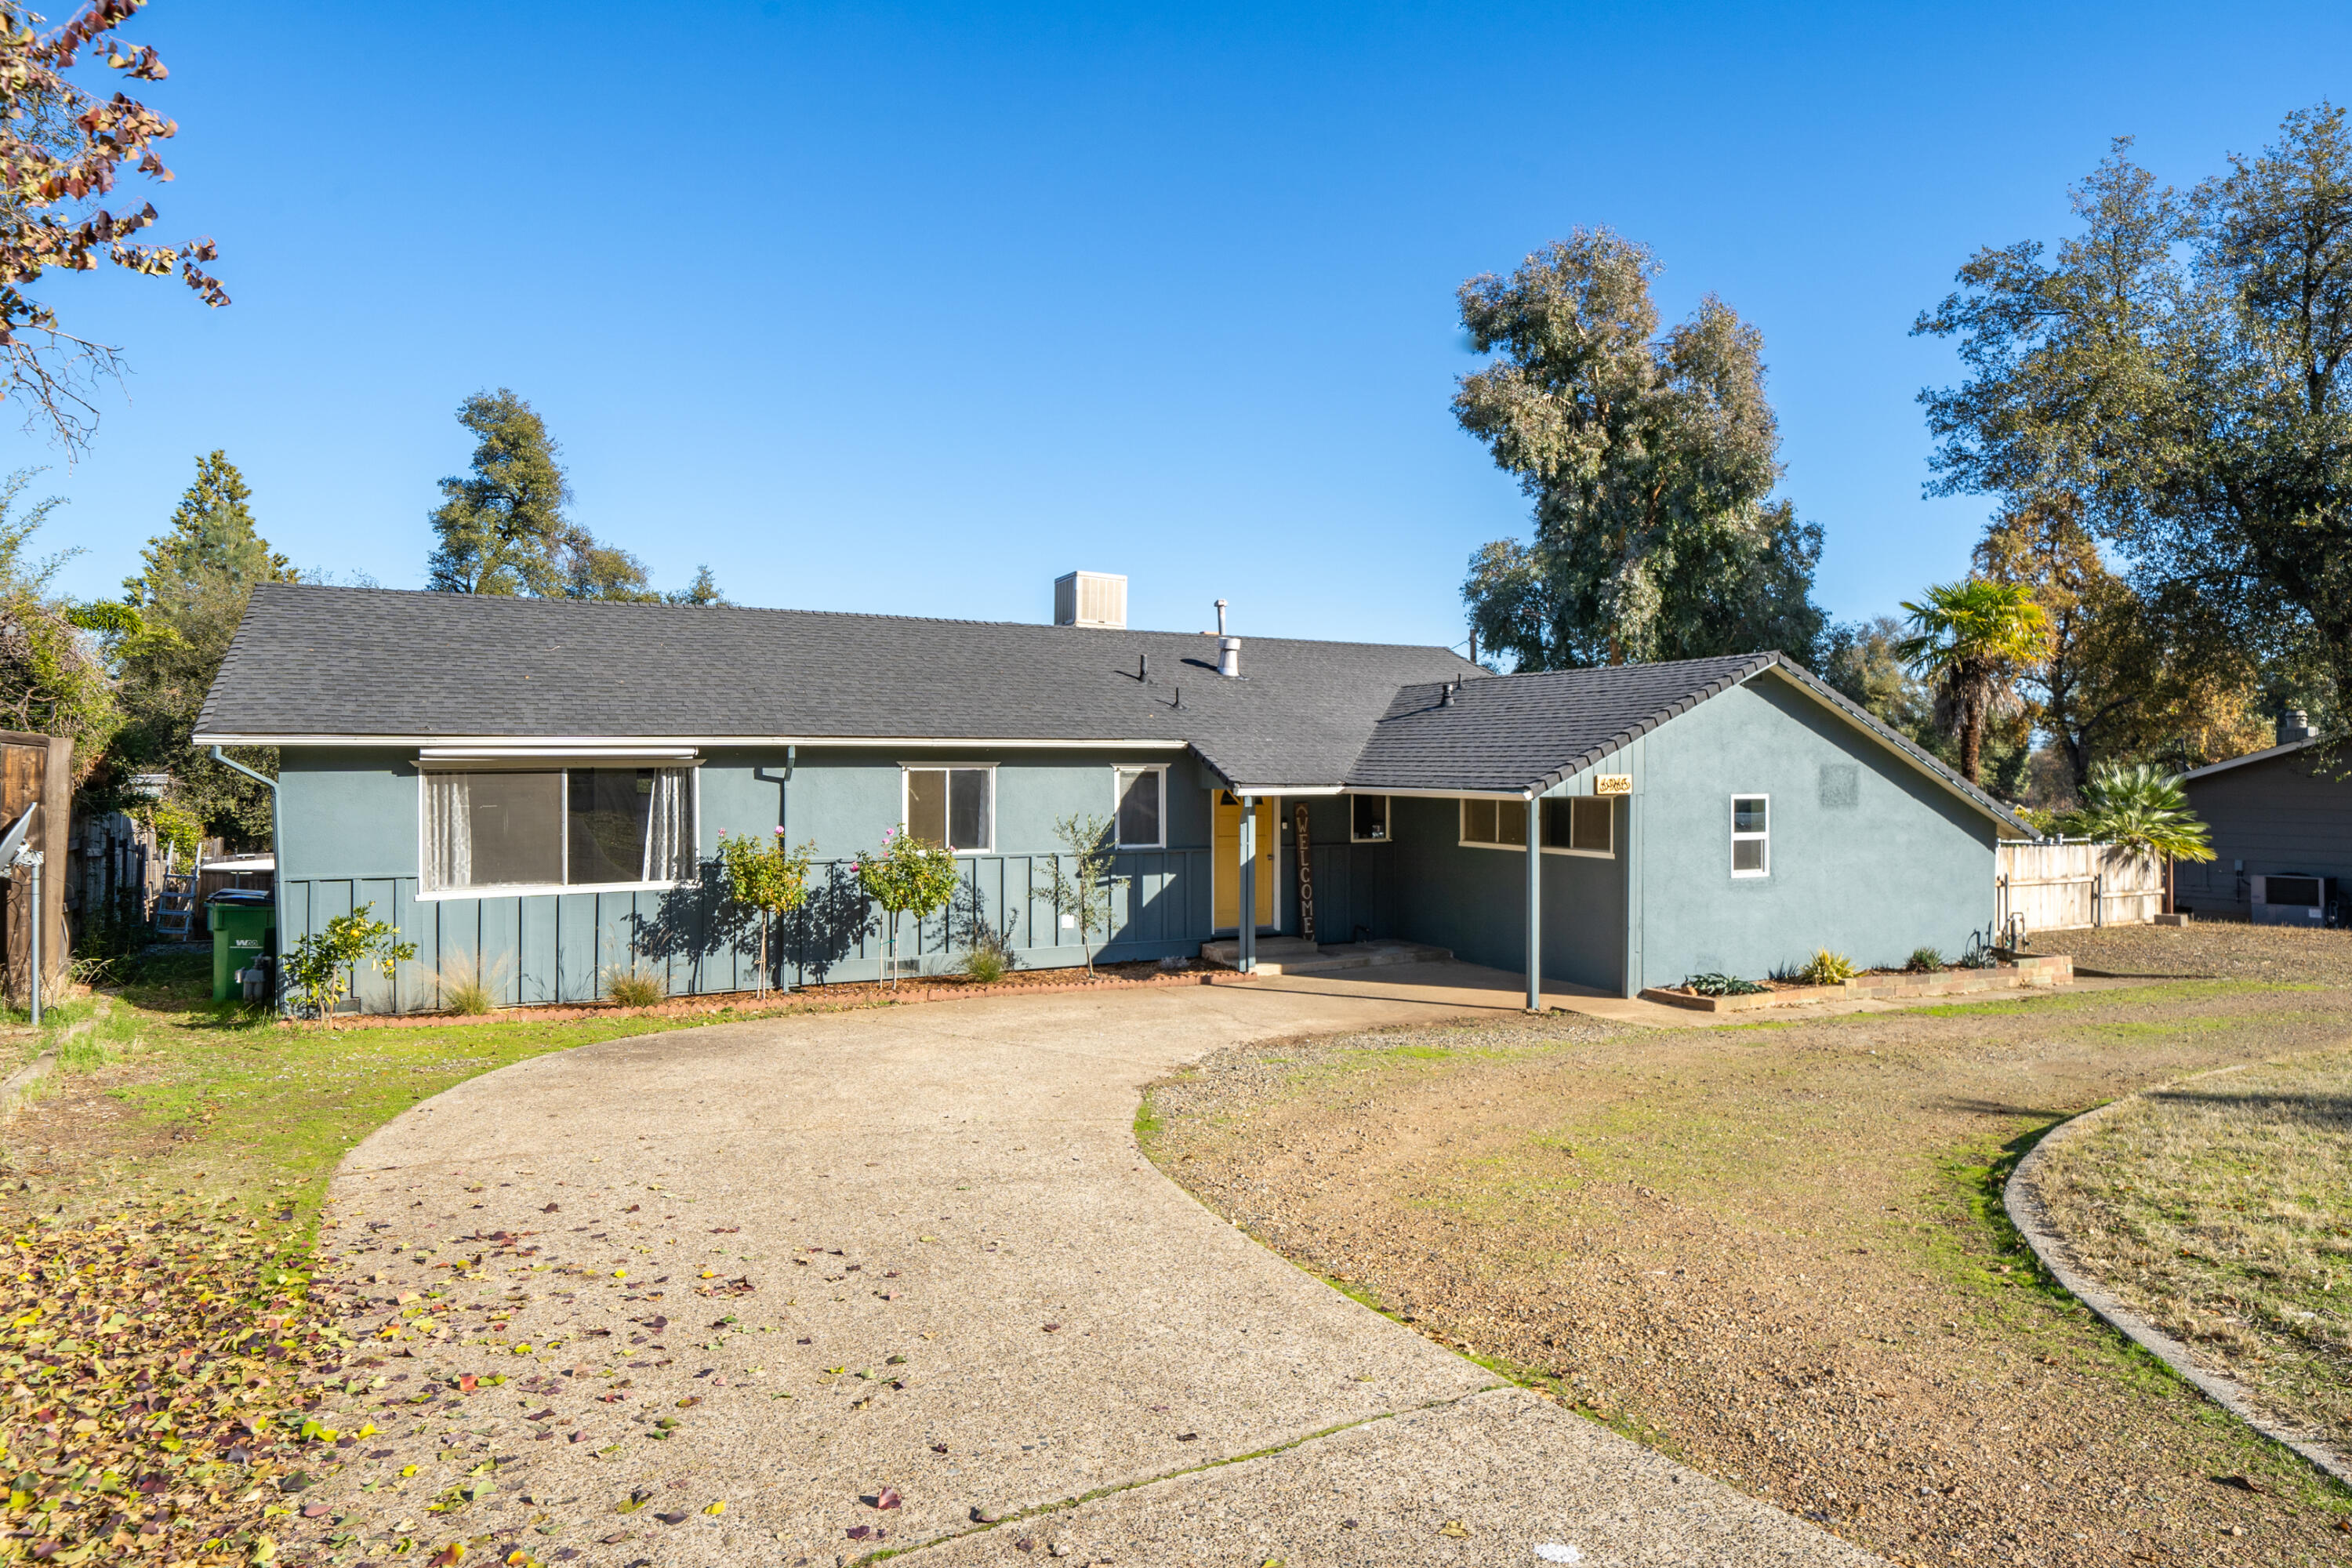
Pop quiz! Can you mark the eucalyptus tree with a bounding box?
[1454,230,1824,670]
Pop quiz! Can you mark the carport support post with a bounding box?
[1524,791,1542,1013]
[1238,794,1257,973]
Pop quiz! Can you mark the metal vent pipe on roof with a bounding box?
[1214,598,1228,636]
[1218,637,1241,678]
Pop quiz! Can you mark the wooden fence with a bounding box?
[1996,839,2164,935]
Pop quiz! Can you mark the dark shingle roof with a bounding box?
[1348,651,2031,834]
[197,587,2027,832]
[1352,653,1769,793]
[194,584,1483,789]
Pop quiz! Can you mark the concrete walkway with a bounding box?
[310,971,1880,1566]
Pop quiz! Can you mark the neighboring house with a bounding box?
[194,577,2029,1014]
[2179,717,2352,924]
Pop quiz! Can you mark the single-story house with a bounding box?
[194,577,2030,1013]
[2178,718,2351,924]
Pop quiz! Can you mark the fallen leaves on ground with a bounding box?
[0,1203,350,1564]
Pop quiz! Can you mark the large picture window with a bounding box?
[1460,797,1528,848]
[423,768,693,895]
[1115,767,1164,848]
[906,766,993,851]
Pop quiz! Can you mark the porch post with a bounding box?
[1525,791,1542,1013]
[1238,794,1257,973]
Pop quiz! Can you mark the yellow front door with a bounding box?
[1212,792,1277,931]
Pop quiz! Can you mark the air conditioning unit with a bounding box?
[2251,873,2333,927]
[1054,571,1127,629]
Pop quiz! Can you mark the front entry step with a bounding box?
[1198,938,1451,977]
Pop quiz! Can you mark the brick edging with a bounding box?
[2005,1069,2351,1485]
[280,965,1258,1031]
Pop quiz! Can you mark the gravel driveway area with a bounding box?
[1140,974,2352,1568]
[294,968,1878,1566]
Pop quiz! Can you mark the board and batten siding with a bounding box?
[276,746,1216,1012]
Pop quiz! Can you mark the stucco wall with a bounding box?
[1632,673,1998,987]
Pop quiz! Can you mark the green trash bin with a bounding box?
[209,891,277,1002]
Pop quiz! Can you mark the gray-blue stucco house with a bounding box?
[194,580,2029,1013]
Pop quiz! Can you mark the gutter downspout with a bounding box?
[1524,789,1542,1013]
[210,747,284,1015]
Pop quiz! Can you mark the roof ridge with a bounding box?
[245,581,1466,656]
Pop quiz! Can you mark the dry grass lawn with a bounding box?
[2037,1047,2352,1459]
[1142,942,2352,1568]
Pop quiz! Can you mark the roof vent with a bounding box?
[2279,709,2312,744]
[1054,571,1127,629]
[1218,637,1241,678]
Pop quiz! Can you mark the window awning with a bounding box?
[415,746,702,770]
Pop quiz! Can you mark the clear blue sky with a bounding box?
[28,1,2351,652]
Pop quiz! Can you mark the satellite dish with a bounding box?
[0,804,34,865]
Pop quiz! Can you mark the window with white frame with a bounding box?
[1540,795,1613,856]
[1459,797,1528,848]
[1731,794,1769,877]
[905,766,993,852]
[1351,793,1391,843]
[1114,766,1165,848]
[422,767,695,895]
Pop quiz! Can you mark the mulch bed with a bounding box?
[289,960,1253,1031]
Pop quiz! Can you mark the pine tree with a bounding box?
[123,451,293,609]
[107,452,297,843]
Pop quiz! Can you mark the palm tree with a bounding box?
[2066,762,2216,913]
[1896,579,2050,785]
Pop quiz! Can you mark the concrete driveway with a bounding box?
[309,967,1880,1566]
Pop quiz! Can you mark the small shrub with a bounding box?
[605,964,666,1008]
[963,947,1010,985]
[1798,949,1860,986]
[1685,972,1767,996]
[1905,946,1946,973]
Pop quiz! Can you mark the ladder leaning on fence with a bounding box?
[1996,837,2164,938]
[151,870,198,938]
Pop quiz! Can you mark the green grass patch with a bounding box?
[2034,1049,2352,1457]
[31,973,848,1236]
[1911,978,2303,1019]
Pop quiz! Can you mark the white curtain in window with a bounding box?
[641,768,688,881]
[423,773,472,892]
